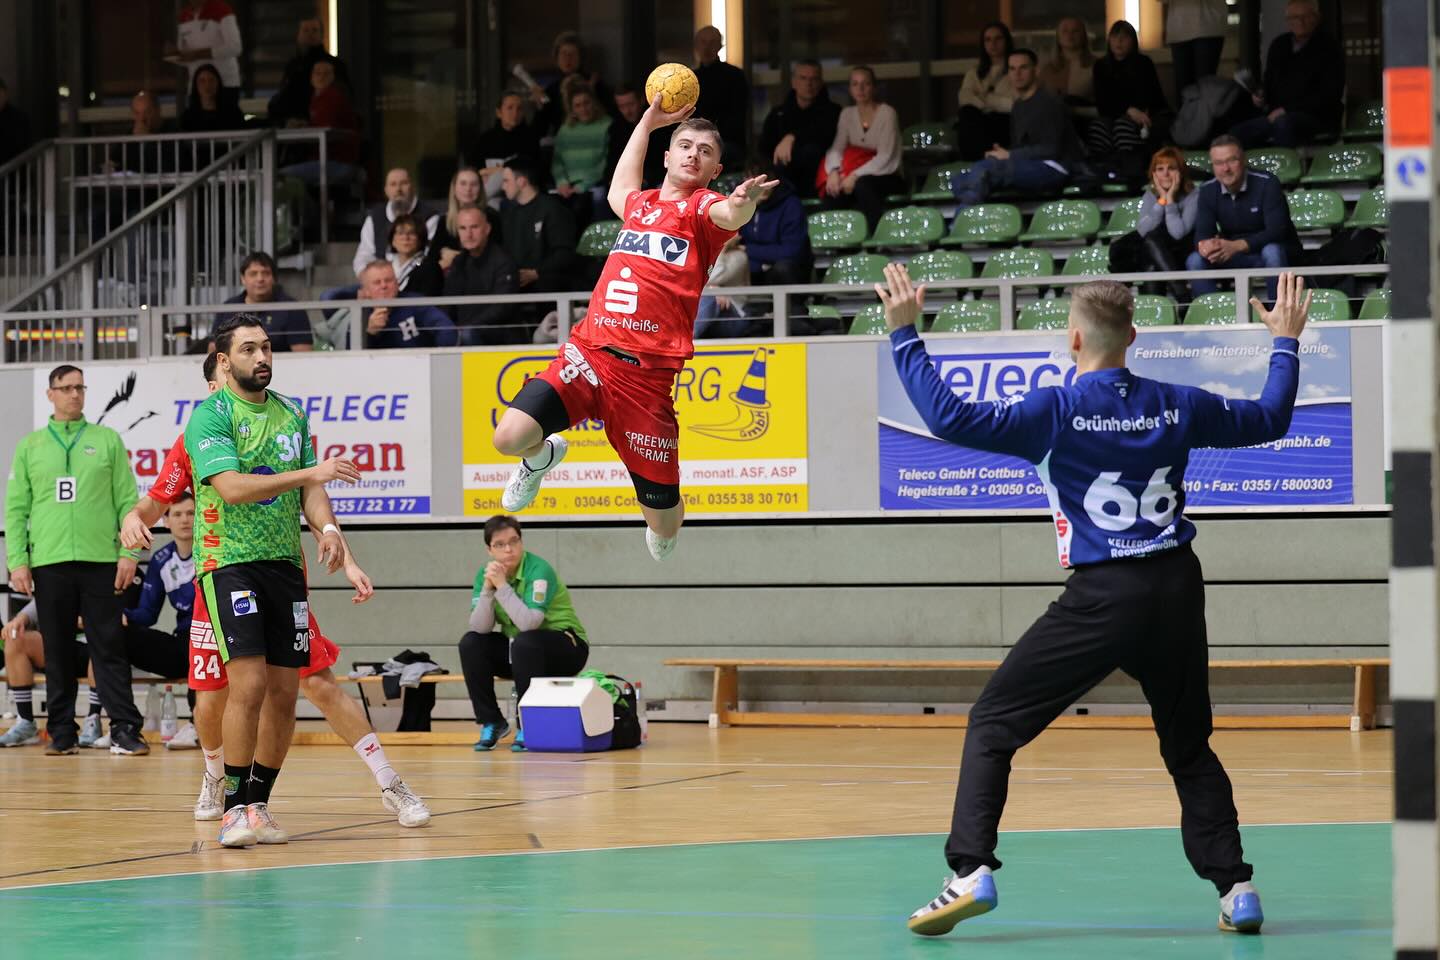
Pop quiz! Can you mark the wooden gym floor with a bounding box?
[0,724,1394,958]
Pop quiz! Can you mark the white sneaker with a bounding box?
[248,802,288,844]
[165,722,199,750]
[501,435,568,511]
[91,734,112,750]
[195,772,225,821]
[381,777,432,827]
[78,714,102,748]
[907,866,998,936]
[0,718,39,747]
[217,804,257,847]
[1218,880,1264,933]
[646,527,677,562]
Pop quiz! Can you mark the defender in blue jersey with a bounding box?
[881,265,1311,938]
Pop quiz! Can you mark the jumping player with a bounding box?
[492,95,777,560]
[880,266,1310,937]
[120,352,430,828]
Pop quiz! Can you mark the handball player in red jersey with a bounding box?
[492,95,777,560]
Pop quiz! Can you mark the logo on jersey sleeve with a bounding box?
[612,229,691,266]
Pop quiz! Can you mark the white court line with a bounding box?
[0,820,1391,894]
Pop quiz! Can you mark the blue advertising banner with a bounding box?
[877,326,1352,510]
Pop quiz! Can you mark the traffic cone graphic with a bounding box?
[689,347,772,441]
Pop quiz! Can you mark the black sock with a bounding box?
[88,692,102,717]
[186,689,197,711]
[223,763,250,810]
[247,762,281,805]
[12,685,33,722]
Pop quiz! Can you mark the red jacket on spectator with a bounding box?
[309,84,360,164]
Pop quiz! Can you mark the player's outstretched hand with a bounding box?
[312,456,361,485]
[729,174,780,207]
[1251,271,1311,340]
[317,530,345,575]
[120,509,154,550]
[874,263,927,332]
[644,93,695,129]
[344,560,374,604]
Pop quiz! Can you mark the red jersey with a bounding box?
[150,434,193,505]
[570,188,736,365]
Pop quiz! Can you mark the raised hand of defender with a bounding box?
[874,263,927,332]
[312,456,361,485]
[729,175,780,207]
[643,93,695,129]
[1251,271,1311,340]
[344,559,374,604]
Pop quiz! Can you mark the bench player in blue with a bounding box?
[879,264,1311,937]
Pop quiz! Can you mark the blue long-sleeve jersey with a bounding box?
[124,539,195,638]
[889,326,1300,567]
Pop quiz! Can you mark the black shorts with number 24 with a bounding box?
[200,560,310,667]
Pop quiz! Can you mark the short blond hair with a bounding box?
[1070,280,1134,353]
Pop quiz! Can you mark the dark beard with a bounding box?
[233,368,271,393]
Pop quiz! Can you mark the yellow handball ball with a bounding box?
[645,62,700,113]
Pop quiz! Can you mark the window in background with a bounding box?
[374,0,467,196]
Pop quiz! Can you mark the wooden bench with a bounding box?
[664,658,1391,731]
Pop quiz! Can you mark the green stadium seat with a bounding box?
[1097,197,1143,239]
[1017,200,1102,243]
[930,299,1001,333]
[911,162,973,202]
[901,122,957,160]
[1247,148,1302,187]
[1132,294,1178,326]
[1185,292,1258,325]
[1343,100,1384,141]
[823,253,889,286]
[1307,288,1353,321]
[576,219,621,257]
[1301,144,1383,185]
[1287,189,1346,231]
[979,248,1054,279]
[1017,297,1072,330]
[801,197,823,210]
[1061,244,1109,277]
[847,303,888,335]
[938,203,1022,246]
[1346,186,1387,229]
[1358,287,1390,320]
[712,172,744,194]
[862,206,946,249]
[1184,150,1211,180]
[907,250,975,284]
[807,304,842,325]
[808,210,869,253]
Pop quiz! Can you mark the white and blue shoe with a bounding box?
[78,714,102,748]
[907,866,998,936]
[1218,881,1264,934]
[0,718,39,747]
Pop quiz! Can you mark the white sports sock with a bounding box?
[354,733,397,788]
[203,747,224,781]
[522,439,554,471]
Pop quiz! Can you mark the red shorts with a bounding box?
[537,340,682,486]
[187,585,340,691]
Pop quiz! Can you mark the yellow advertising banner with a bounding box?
[462,343,808,516]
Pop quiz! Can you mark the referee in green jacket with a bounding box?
[4,364,149,755]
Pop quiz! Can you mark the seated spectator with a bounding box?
[173,0,243,112]
[359,260,457,349]
[443,205,521,346]
[222,252,313,351]
[0,77,33,167]
[500,159,581,293]
[459,515,589,753]
[1185,135,1301,303]
[532,31,615,136]
[268,17,350,128]
[1088,21,1169,162]
[604,85,668,192]
[388,213,443,297]
[279,60,362,188]
[696,235,751,339]
[821,66,903,232]
[0,602,94,747]
[353,167,440,278]
[1124,147,1198,302]
[110,91,175,173]
[956,22,1016,162]
[1229,0,1343,148]
[179,63,245,150]
[759,60,841,197]
[1040,17,1096,107]
[551,82,611,225]
[739,173,811,286]
[949,50,1086,205]
[120,492,193,688]
[468,92,541,193]
[693,26,750,164]
[429,168,483,271]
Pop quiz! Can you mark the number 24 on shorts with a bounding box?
[1083,467,1178,531]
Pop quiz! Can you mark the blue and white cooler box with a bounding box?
[518,677,614,752]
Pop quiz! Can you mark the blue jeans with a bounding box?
[694,296,747,339]
[1184,243,1290,303]
[950,157,1069,205]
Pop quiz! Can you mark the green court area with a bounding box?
[1,822,1388,959]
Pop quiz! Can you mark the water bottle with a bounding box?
[509,685,519,725]
[635,680,648,745]
[160,685,178,742]
[144,685,163,733]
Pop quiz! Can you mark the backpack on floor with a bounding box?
[579,670,643,750]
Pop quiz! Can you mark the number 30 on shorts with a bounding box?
[192,653,221,681]
[1082,467,1178,531]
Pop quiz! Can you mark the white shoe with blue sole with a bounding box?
[907,866,998,936]
[1218,881,1264,934]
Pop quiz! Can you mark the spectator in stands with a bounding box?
[956,22,1016,162]
[693,26,750,165]
[388,213,443,297]
[500,159,581,294]
[1041,16,1096,108]
[359,260,457,349]
[822,66,902,232]
[354,168,440,278]
[532,31,615,135]
[1130,146,1199,301]
[428,168,483,271]
[1088,21,1169,161]
[740,170,811,287]
[279,60,362,187]
[460,515,589,753]
[268,17,350,128]
[1185,134,1301,303]
[1228,0,1343,148]
[949,50,1086,205]
[695,235,752,339]
[0,78,32,167]
[113,91,174,172]
[468,92,542,202]
[551,83,611,226]
[1167,0,1228,99]
[444,205,521,345]
[221,252,313,351]
[173,1,242,112]
[604,85,668,191]
[179,63,245,134]
[759,60,841,197]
